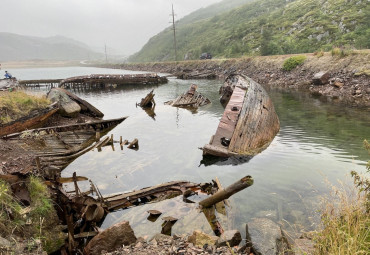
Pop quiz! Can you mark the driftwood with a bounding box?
[203,74,280,157]
[165,84,211,108]
[199,176,253,208]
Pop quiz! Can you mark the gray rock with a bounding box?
[0,236,12,248]
[246,218,291,255]
[47,88,81,117]
[313,71,330,85]
[84,221,137,255]
[216,230,242,247]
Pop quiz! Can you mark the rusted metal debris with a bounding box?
[203,74,280,158]
[165,84,211,108]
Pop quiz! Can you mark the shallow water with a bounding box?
[14,66,369,238]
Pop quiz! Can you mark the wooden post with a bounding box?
[199,176,253,208]
[96,129,100,141]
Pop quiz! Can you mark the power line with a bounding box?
[170,4,177,61]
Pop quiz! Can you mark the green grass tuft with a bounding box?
[282,55,306,71]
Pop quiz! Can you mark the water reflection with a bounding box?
[14,67,369,240]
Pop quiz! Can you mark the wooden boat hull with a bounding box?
[203,74,280,157]
[0,104,58,137]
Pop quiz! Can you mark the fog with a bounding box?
[0,0,221,55]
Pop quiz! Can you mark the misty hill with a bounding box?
[0,33,103,61]
[129,0,369,62]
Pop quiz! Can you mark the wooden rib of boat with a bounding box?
[165,84,211,108]
[59,73,168,88]
[0,103,59,137]
[4,117,127,173]
[203,74,280,157]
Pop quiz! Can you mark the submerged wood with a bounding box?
[165,84,211,108]
[59,73,168,88]
[203,74,280,157]
[103,180,203,211]
[199,176,253,208]
[139,89,155,108]
[0,103,59,137]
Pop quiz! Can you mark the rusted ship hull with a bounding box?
[203,74,280,157]
[0,104,58,137]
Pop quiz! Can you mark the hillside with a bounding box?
[129,0,369,62]
[0,33,103,61]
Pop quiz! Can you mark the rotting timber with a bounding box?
[203,74,280,157]
[59,73,168,89]
[49,172,253,253]
[0,102,59,137]
[165,84,211,108]
[2,117,127,174]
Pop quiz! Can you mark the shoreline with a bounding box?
[99,51,370,110]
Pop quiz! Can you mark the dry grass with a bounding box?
[0,91,50,124]
[313,142,370,255]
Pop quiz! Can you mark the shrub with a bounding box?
[282,55,306,71]
[331,46,354,57]
[314,50,324,58]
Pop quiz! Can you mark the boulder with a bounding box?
[47,88,81,117]
[246,218,291,255]
[216,230,242,247]
[84,221,137,255]
[312,71,330,85]
[187,230,218,247]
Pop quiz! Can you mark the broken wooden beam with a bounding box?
[199,176,253,208]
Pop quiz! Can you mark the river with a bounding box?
[13,66,369,239]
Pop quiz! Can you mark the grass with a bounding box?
[0,176,62,253]
[312,141,370,255]
[0,90,50,124]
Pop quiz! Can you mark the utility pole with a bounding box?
[170,4,177,61]
[104,44,108,63]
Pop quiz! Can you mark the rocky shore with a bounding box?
[105,51,370,110]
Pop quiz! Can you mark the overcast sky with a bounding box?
[1,0,222,55]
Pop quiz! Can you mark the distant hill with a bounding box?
[129,0,369,62]
[0,33,103,61]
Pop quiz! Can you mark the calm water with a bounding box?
[14,66,369,238]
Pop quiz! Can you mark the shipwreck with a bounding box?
[203,74,280,157]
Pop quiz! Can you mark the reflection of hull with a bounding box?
[203,74,280,158]
[5,117,127,173]
[0,103,58,137]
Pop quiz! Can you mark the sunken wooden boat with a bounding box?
[203,74,280,157]
[59,73,168,89]
[0,103,59,137]
[3,117,127,173]
[165,84,211,108]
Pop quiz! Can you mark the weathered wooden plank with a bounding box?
[203,74,280,157]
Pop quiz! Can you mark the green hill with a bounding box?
[129,0,369,62]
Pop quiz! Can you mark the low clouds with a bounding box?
[1,0,221,55]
